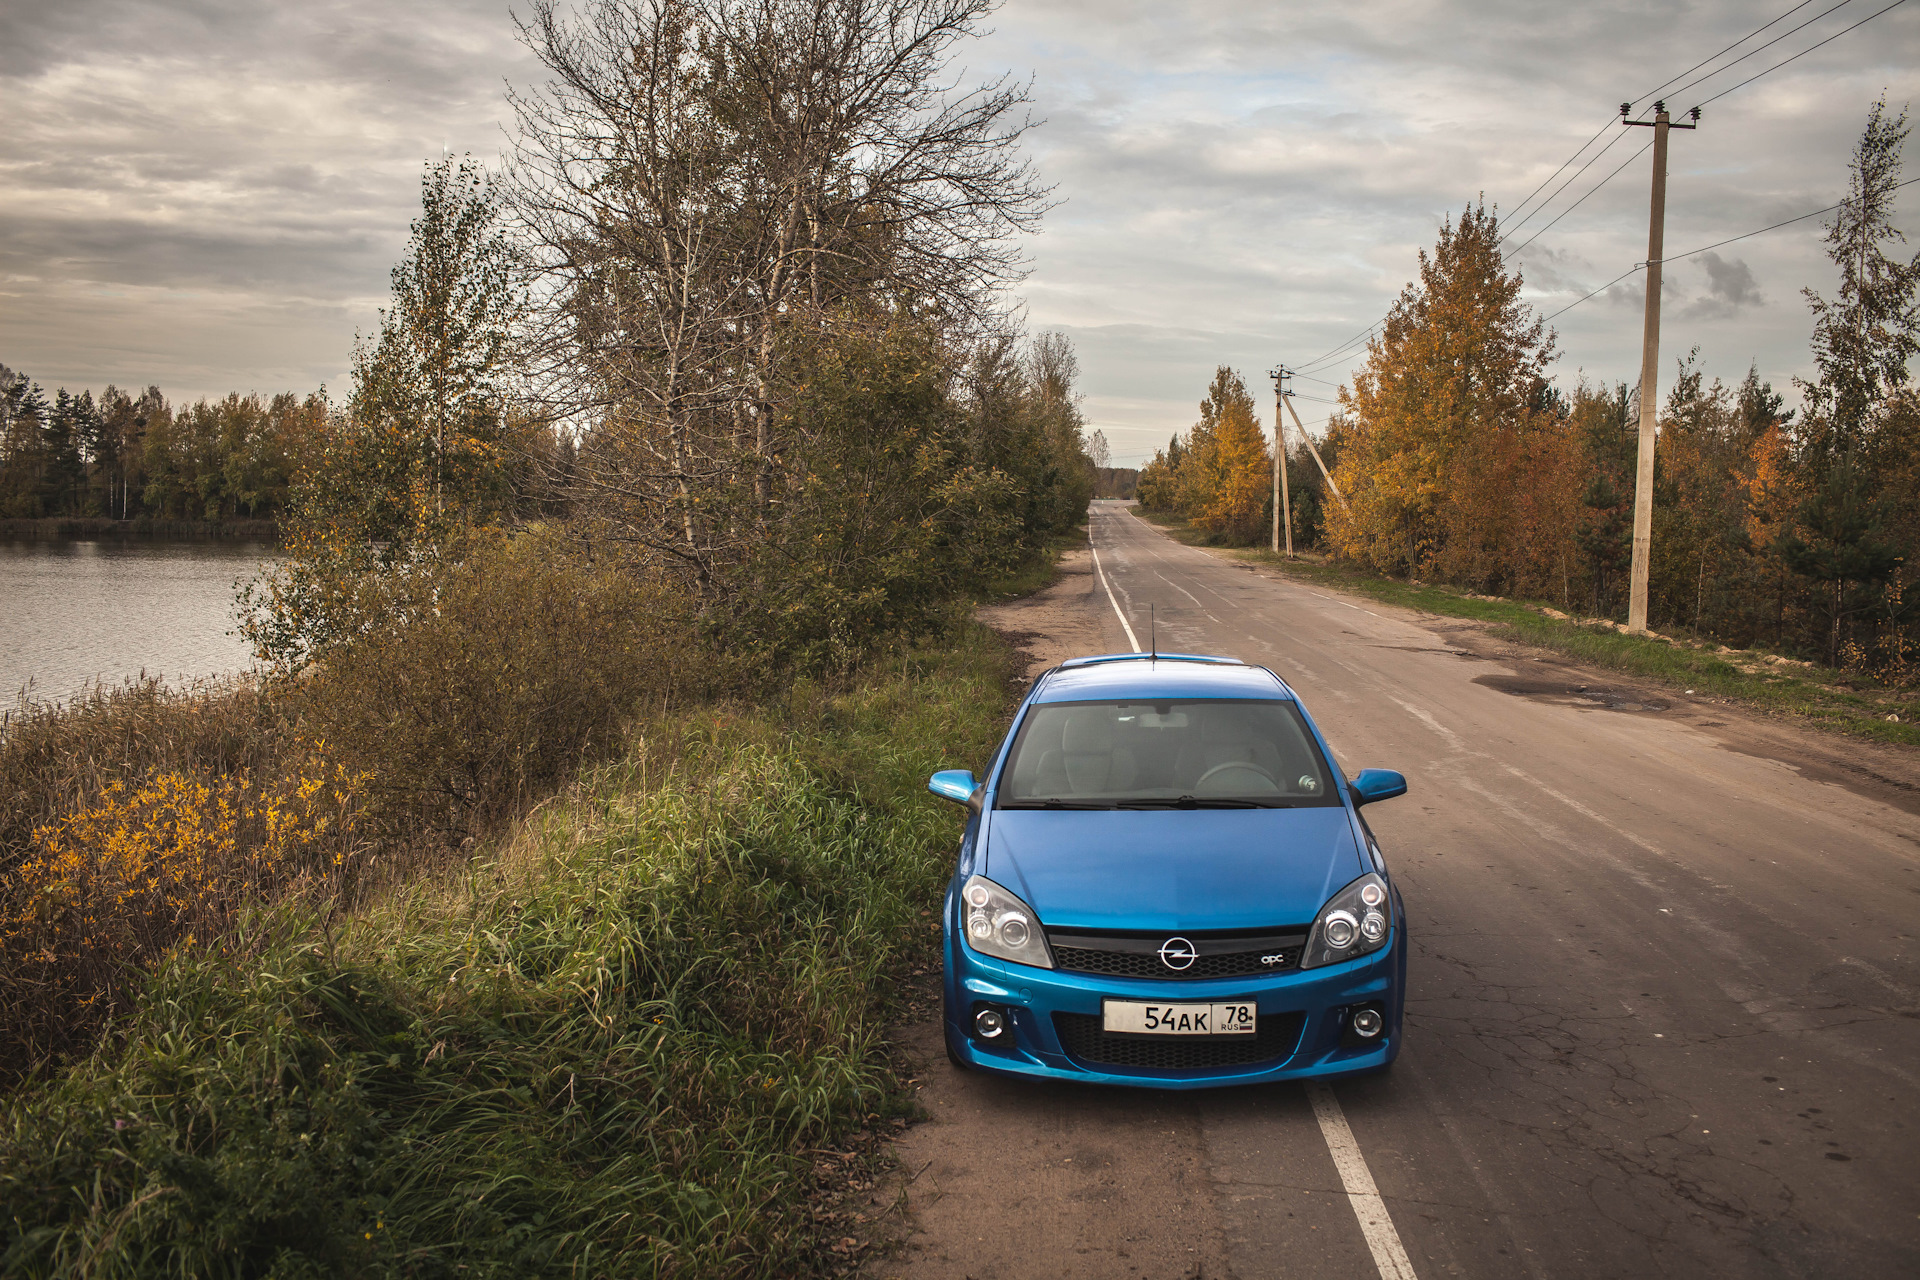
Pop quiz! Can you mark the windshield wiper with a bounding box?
[998,799,1114,810]
[1114,795,1281,810]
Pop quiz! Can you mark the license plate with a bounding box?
[1102,1000,1256,1036]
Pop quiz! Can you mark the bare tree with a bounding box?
[506,0,1049,594]
[1087,428,1110,471]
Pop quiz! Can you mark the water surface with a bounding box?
[1,540,275,705]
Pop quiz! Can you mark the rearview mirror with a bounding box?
[1349,768,1408,807]
[928,769,982,811]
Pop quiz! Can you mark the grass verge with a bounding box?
[0,626,1018,1278]
[1130,506,1920,748]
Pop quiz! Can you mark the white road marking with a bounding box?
[1308,1083,1420,1280]
[1089,530,1141,652]
[1098,509,1416,1279]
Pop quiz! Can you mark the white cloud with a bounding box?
[2,0,1915,461]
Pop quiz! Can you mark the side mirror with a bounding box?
[928,769,982,811]
[1349,768,1408,807]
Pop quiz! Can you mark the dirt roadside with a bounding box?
[866,544,1234,1280]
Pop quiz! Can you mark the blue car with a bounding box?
[927,652,1409,1089]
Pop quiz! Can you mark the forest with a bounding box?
[0,376,323,523]
[1139,98,1920,674]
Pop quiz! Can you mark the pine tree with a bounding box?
[1777,461,1902,665]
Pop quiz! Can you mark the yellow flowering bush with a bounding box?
[1,755,368,1062]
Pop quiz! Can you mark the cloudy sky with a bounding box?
[3,1,1916,464]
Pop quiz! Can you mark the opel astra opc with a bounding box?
[926,652,1408,1088]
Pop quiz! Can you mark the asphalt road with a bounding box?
[884,501,1920,1280]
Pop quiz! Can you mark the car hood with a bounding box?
[982,808,1364,932]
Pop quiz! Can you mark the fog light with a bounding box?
[1351,1007,1384,1039]
[974,1008,1007,1040]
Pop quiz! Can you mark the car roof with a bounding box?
[1033,653,1295,703]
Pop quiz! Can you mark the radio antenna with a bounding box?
[1150,604,1157,660]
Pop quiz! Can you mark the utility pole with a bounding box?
[1276,374,1348,514]
[1622,100,1698,634]
[1268,367,1293,555]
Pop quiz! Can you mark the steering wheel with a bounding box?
[1195,761,1277,790]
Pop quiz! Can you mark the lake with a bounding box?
[1,539,276,706]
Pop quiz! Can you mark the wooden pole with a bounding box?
[1282,392,1348,512]
[1273,376,1292,555]
[1626,105,1671,634]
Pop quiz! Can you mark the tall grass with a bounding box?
[0,626,1016,1277]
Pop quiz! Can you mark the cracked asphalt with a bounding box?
[879,502,1919,1280]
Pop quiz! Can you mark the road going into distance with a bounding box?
[884,501,1920,1280]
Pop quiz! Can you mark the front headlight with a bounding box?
[1301,872,1392,969]
[959,875,1053,969]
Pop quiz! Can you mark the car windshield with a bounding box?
[996,698,1338,809]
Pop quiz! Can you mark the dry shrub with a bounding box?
[289,529,702,840]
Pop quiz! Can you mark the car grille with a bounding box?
[1053,944,1300,980]
[1052,1011,1306,1072]
[1045,928,1309,981]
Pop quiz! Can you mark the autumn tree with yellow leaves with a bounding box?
[1328,201,1559,581]
[1136,367,1271,544]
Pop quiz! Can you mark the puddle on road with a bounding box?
[1473,673,1670,713]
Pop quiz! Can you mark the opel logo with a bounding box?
[1158,936,1198,970]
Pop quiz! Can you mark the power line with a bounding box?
[1498,128,1634,245]
[1689,0,1910,110]
[1299,1,1908,384]
[1507,137,1654,258]
[1630,0,1820,106]
[1504,117,1618,227]
[1296,326,1381,375]
[1538,175,1920,323]
[1542,266,1644,323]
[1665,0,1860,104]
[1669,174,1920,259]
[1296,319,1383,372]
[1504,1,1826,242]
[1503,0,1876,255]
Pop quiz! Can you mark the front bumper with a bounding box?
[943,913,1406,1090]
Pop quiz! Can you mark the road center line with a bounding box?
[1308,1083,1420,1280]
[1089,527,1142,652]
[1100,508,1415,1279]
